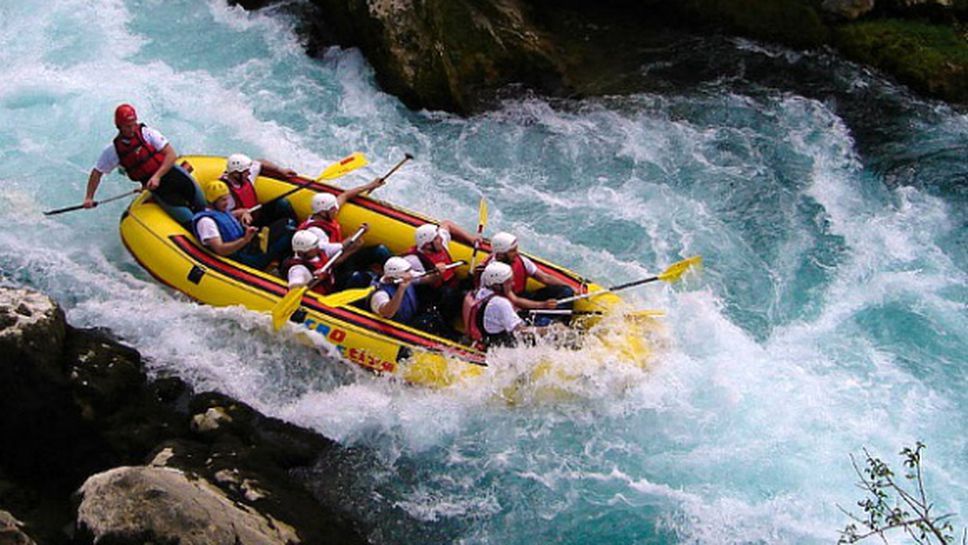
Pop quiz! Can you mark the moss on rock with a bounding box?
[835,18,968,101]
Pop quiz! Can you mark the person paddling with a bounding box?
[191,181,290,270]
[300,183,391,288]
[84,104,205,227]
[369,257,423,324]
[281,229,364,295]
[464,261,553,348]
[219,153,299,228]
[477,232,573,321]
[403,221,482,326]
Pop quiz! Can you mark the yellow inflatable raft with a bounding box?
[119,155,655,388]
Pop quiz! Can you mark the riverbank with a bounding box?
[0,286,369,544]
[235,0,967,114]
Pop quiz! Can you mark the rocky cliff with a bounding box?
[0,286,368,545]
[237,0,967,114]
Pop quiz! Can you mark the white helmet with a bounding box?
[291,230,319,253]
[415,224,439,248]
[481,261,513,288]
[491,232,518,254]
[383,256,412,280]
[311,193,338,214]
[226,153,253,174]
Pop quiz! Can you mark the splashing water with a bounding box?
[1,1,966,544]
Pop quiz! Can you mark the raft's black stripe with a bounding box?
[170,235,486,364]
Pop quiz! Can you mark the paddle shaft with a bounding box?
[389,260,465,284]
[529,308,664,317]
[469,198,487,272]
[381,153,413,181]
[555,275,660,305]
[554,256,701,305]
[44,189,140,216]
[301,226,367,291]
[248,178,314,214]
[363,153,413,196]
[251,154,368,213]
[528,309,604,316]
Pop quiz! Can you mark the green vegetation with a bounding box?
[835,19,968,102]
[839,442,966,545]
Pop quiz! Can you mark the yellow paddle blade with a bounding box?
[257,227,269,254]
[271,285,309,331]
[657,255,702,283]
[319,287,375,308]
[316,152,368,181]
[478,198,487,228]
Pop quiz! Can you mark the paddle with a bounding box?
[387,261,465,284]
[43,188,141,216]
[468,198,487,272]
[528,309,666,318]
[320,286,375,307]
[249,152,368,214]
[315,151,368,182]
[313,261,465,313]
[363,153,413,196]
[271,225,367,330]
[554,256,703,305]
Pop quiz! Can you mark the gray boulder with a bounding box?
[0,510,37,545]
[76,466,299,545]
[0,287,66,376]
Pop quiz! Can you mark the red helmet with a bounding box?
[114,104,137,127]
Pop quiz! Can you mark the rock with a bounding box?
[0,510,37,545]
[304,0,569,113]
[0,292,117,495]
[191,406,234,433]
[834,18,968,103]
[821,0,876,20]
[0,286,369,545]
[0,288,66,377]
[76,466,299,545]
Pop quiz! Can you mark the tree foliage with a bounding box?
[839,442,965,545]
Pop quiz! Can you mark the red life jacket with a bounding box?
[464,293,497,344]
[479,254,530,294]
[280,253,334,294]
[113,124,166,183]
[405,245,456,288]
[298,217,342,243]
[221,175,260,210]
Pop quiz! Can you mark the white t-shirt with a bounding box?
[519,255,538,276]
[226,160,263,211]
[287,245,342,287]
[370,290,392,314]
[403,228,452,273]
[474,287,522,335]
[195,216,222,245]
[94,126,169,174]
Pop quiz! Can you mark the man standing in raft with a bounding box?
[219,153,299,228]
[84,104,205,227]
[191,180,290,270]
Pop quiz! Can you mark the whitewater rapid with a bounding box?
[1,1,965,544]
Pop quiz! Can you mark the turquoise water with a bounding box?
[1,1,966,543]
